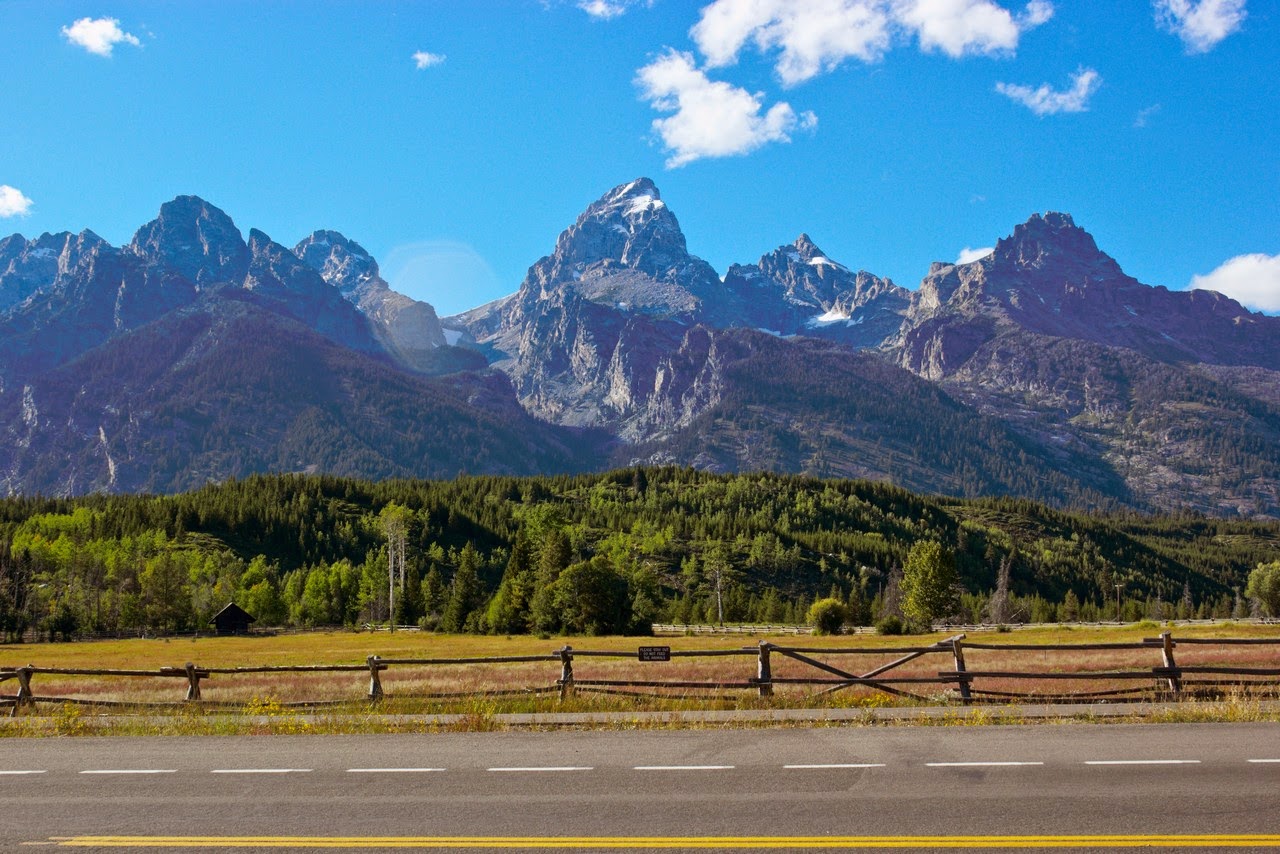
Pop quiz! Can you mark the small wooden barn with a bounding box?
[210,602,256,636]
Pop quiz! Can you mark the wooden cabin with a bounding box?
[210,602,256,636]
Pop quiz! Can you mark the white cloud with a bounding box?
[897,0,1048,58]
[0,186,34,218]
[60,17,141,57]
[1190,253,1280,314]
[1133,103,1162,128]
[1019,0,1055,26]
[956,246,993,264]
[578,0,648,19]
[1155,0,1246,54]
[692,0,894,86]
[690,0,1053,85]
[413,51,447,69]
[636,49,816,168]
[996,67,1101,115]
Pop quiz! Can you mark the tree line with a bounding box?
[1,468,1277,642]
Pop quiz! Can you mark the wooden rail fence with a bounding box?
[4,632,1280,714]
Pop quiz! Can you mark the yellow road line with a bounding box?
[50,835,1280,849]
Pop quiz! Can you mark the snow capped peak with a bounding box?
[626,194,666,216]
[612,177,660,200]
[788,234,846,270]
[592,178,677,225]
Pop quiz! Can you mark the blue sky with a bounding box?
[2,0,1277,315]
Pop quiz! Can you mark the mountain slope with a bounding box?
[885,212,1280,516]
[2,183,1278,518]
[620,328,1124,510]
[0,293,595,494]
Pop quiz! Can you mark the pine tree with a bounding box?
[488,530,535,634]
[441,543,484,633]
[530,528,571,634]
[1061,589,1080,622]
[420,564,447,626]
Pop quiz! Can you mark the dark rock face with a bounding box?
[0,232,82,313]
[240,229,381,353]
[128,196,250,288]
[0,227,199,382]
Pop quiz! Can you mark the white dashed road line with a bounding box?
[0,771,47,775]
[346,768,447,773]
[634,765,736,771]
[210,769,312,774]
[1084,760,1200,766]
[783,763,886,770]
[487,766,594,773]
[79,770,175,775]
[1247,759,1280,764]
[927,762,1045,768]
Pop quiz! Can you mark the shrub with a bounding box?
[1247,561,1280,617]
[876,615,905,635]
[901,540,958,628]
[807,598,847,635]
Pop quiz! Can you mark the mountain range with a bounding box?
[2,179,1277,518]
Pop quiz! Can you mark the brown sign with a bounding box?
[638,645,671,662]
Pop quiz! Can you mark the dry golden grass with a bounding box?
[3,623,1279,714]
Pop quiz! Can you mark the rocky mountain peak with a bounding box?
[129,195,250,287]
[293,230,378,297]
[990,211,1120,276]
[792,233,822,260]
[537,177,690,285]
[750,233,852,296]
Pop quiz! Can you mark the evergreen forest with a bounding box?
[1,468,1277,642]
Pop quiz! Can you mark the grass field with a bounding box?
[4,623,1280,729]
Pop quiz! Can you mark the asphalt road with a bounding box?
[4,722,1280,851]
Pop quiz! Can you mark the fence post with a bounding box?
[1160,631,1182,697]
[184,662,202,702]
[757,641,774,697]
[367,655,384,702]
[558,645,574,701]
[14,665,34,713]
[949,635,972,704]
